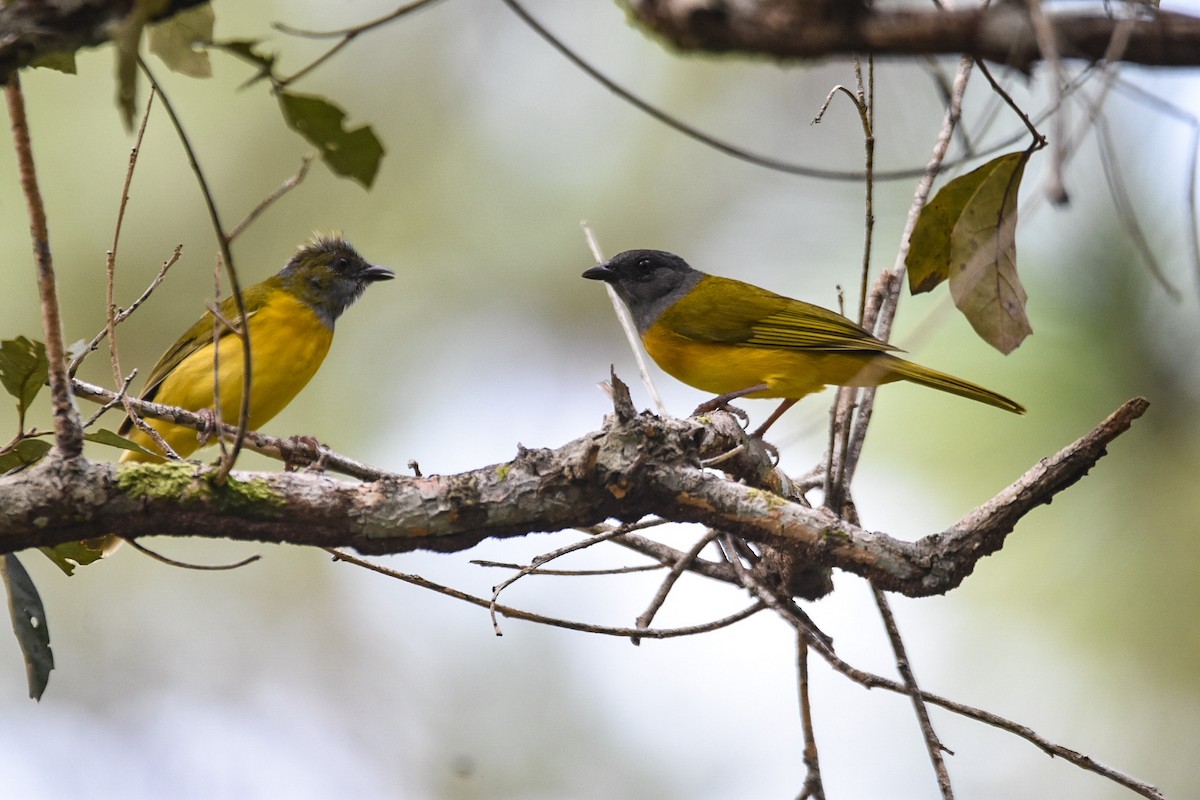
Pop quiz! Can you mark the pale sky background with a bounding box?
[1,1,1199,798]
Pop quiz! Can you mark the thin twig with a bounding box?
[795,635,825,800]
[105,88,156,436]
[766,595,1164,800]
[840,54,975,489]
[80,371,137,430]
[273,0,444,86]
[68,245,183,378]
[873,587,954,799]
[822,631,1162,798]
[138,58,249,482]
[489,527,631,634]
[1109,77,1200,300]
[633,530,718,644]
[581,221,667,415]
[125,537,261,571]
[5,74,84,458]
[228,155,314,242]
[471,559,663,577]
[324,547,766,639]
[1025,0,1069,203]
[72,378,385,480]
[498,0,988,185]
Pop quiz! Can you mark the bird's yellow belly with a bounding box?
[125,296,332,460]
[642,325,896,400]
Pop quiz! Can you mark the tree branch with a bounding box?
[0,384,1149,598]
[0,0,208,78]
[626,2,1200,70]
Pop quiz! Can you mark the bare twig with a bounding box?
[103,89,157,436]
[581,221,667,415]
[840,54,975,490]
[69,245,183,378]
[873,588,953,798]
[5,74,84,458]
[80,371,137,430]
[1024,0,1069,203]
[633,530,718,643]
[71,378,384,480]
[795,636,825,800]
[274,0,445,86]
[766,597,1165,800]
[819,630,1163,798]
[324,547,766,640]
[489,527,631,634]
[228,155,314,242]
[138,58,249,481]
[471,559,663,577]
[125,537,261,571]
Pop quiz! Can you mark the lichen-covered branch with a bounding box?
[626,1,1200,70]
[0,383,1149,597]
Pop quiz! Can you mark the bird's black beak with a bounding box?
[582,263,615,282]
[361,264,395,282]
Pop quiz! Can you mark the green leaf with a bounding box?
[1,554,54,701]
[38,541,105,577]
[110,0,171,129]
[0,337,48,416]
[905,151,1033,354]
[0,439,51,475]
[149,4,214,78]
[83,428,158,458]
[278,91,384,188]
[31,52,77,74]
[211,39,277,88]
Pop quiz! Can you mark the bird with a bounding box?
[119,235,394,462]
[582,249,1024,434]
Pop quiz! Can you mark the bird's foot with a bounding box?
[693,398,751,428]
[194,408,218,447]
[283,435,326,472]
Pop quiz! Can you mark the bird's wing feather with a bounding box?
[661,275,899,354]
[118,292,265,435]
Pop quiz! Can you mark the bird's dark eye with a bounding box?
[635,258,655,280]
[331,256,350,273]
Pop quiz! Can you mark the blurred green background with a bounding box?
[1,1,1198,798]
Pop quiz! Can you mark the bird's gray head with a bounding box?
[278,236,394,327]
[581,249,703,332]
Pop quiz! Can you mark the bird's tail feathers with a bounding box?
[885,357,1026,414]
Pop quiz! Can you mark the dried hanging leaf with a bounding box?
[110,0,170,130]
[149,4,215,78]
[278,91,384,189]
[0,337,48,420]
[906,151,1033,354]
[1,554,54,700]
[39,542,105,577]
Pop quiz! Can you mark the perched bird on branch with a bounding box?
[119,235,394,462]
[584,249,1023,435]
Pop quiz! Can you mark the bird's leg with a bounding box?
[752,399,798,439]
[692,383,769,424]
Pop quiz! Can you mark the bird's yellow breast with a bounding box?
[125,292,333,460]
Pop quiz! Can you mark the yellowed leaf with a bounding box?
[906,151,1033,353]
